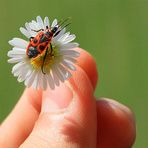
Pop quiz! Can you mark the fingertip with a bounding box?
[74,48,98,90]
[97,98,136,148]
[41,83,73,113]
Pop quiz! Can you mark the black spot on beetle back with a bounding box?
[39,45,45,51]
[39,34,49,43]
[28,46,40,58]
[33,39,38,44]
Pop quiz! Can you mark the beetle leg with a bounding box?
[50,43,53,55]
[41,48,48,74]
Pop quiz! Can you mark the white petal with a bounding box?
[52,65,65,82]
[44,17,50,28]
[18,67,32,82]
[40,73,47,90]
[25,22,31,31]
[8,57,24,63]
[9,47,26,58]
[8,49,26,58]
[63,57,77,63]
[30,20,41,30]
[60,49,80,58]
[12,62,25,74]
[58,64,72,80]
[32,20,40,30]
[20,27,31,38]
[51,69,60,86]
[13,63,30,77]
[13,64,27,77]
[61,60,76,71]
[58,32,70,42]
[51,19,57,28]
[65,72,72,79]
[29,31,37,37]
[29,22,37,30]
[62,35,76,44]
[25,66,33,77]
[17,74,26,82]
[9,38,28,49]
[17,65,32,82]
[32,71,40,89]
[25,70,36,87]
[60,43,79,50]
[24,26,37,37]
[12,47,26,52]
[14,68,24,77]
[52,28,66,42]
[36,16,44,29]
[46,73,55,89]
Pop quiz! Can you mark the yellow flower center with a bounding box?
[30,46,60,72]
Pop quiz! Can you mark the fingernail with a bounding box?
[42,83,73,113]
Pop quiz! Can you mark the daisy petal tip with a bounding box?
[36,15,41,19]
[8,40,13,45]
[19,27,23,31]
[71,67,76,71]
[73,50,80,57]
[7,59,13,63]
[19,27,25,33]
[76,52,80,58]
[8,38,17,45]
[7,51,11,57]
[75,43,79,47]
[17,78,22,83]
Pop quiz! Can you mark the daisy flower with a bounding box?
[7,16,79,90]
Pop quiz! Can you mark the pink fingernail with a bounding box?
[42,83,73,113]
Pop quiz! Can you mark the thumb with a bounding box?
[20,66,97,148]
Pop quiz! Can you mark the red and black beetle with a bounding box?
[26,27,57,59]
[26,18,71,74]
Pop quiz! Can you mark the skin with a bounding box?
[0,48,136,148]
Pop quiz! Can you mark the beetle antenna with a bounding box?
[54,22,71,37]
[61,22,71,29]
[57,17,71,27]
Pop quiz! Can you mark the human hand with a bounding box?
[0,48,136,148]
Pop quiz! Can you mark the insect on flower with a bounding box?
[27,18,71,74]
[8,16,79,90]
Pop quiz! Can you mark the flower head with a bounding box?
[8,16,79,90]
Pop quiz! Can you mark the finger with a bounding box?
[0,48,98,147]
[75,48,98,90]
[97,98,136,148]
[0,88,42,147]
[20,66,97,147]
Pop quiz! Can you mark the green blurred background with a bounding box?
[0,0,147,147]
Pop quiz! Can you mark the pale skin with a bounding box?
[0,48,136,148]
